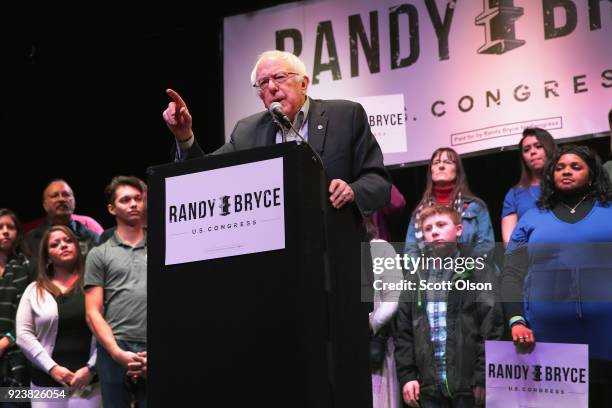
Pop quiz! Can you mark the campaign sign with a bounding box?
[486,341,588,408]
[224,0,612,166]
[353,94,407,157]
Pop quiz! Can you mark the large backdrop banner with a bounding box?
[224,0,612,166]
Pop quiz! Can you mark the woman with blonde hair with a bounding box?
[17,225,100,407]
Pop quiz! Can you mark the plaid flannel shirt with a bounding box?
[425,264,454,395]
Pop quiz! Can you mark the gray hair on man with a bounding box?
[249,50,309,86]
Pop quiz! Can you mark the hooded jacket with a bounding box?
[394,255,503,398]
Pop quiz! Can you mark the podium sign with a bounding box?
[165,157,285,265]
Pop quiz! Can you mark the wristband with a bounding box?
[509,316,527,329]
[4,333,16,344]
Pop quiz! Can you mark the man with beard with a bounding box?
[26,179,99,263]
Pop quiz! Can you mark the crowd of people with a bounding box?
[162,49,612,407]
[366,130,612,408]
[0,176,147,408]
[0,48,609,408]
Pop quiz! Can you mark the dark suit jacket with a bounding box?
[179,98,391,213]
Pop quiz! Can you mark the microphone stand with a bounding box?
[273,116,324,169]
[272,117,288,143]
[281,125,288,143]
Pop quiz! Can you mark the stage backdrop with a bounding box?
[223,0,611,166]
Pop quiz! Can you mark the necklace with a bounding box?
[561,194,589,214]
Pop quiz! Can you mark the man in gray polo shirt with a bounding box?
[84,176,147,408]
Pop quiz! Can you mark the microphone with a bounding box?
[268,101,324,169]
[268,102,292,128]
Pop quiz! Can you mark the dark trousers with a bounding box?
[97,340,146,408]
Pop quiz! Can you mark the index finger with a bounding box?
[166,88,187,108]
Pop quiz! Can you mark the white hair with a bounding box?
[249,50,308,86]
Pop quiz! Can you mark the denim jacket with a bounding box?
[404,198,495,264]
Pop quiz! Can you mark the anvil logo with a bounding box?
[532,365,542,382]
[475,0,525,54]
[219,195,231,216]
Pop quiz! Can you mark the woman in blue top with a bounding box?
[501,144,612,406]
[501,128,557,246]
[405,147,495,264]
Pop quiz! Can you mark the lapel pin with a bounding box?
[317,124,323,130]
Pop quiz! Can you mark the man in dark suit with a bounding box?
[163,50,390,213]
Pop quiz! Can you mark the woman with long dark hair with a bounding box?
[16,225,100,407]
[501,144,612,407]
[501,128,557,245]
[0,209,30,407]
[404,147,495,263]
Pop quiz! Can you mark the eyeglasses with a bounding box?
[432,159,455,166]
[253,72,299,91]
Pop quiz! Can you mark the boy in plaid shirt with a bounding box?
[395,205,502,407]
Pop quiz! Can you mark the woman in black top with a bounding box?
[16,225,100,408]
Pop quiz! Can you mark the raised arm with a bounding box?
[162,88,194,143]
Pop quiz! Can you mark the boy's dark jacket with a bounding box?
[394,249,504,398]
